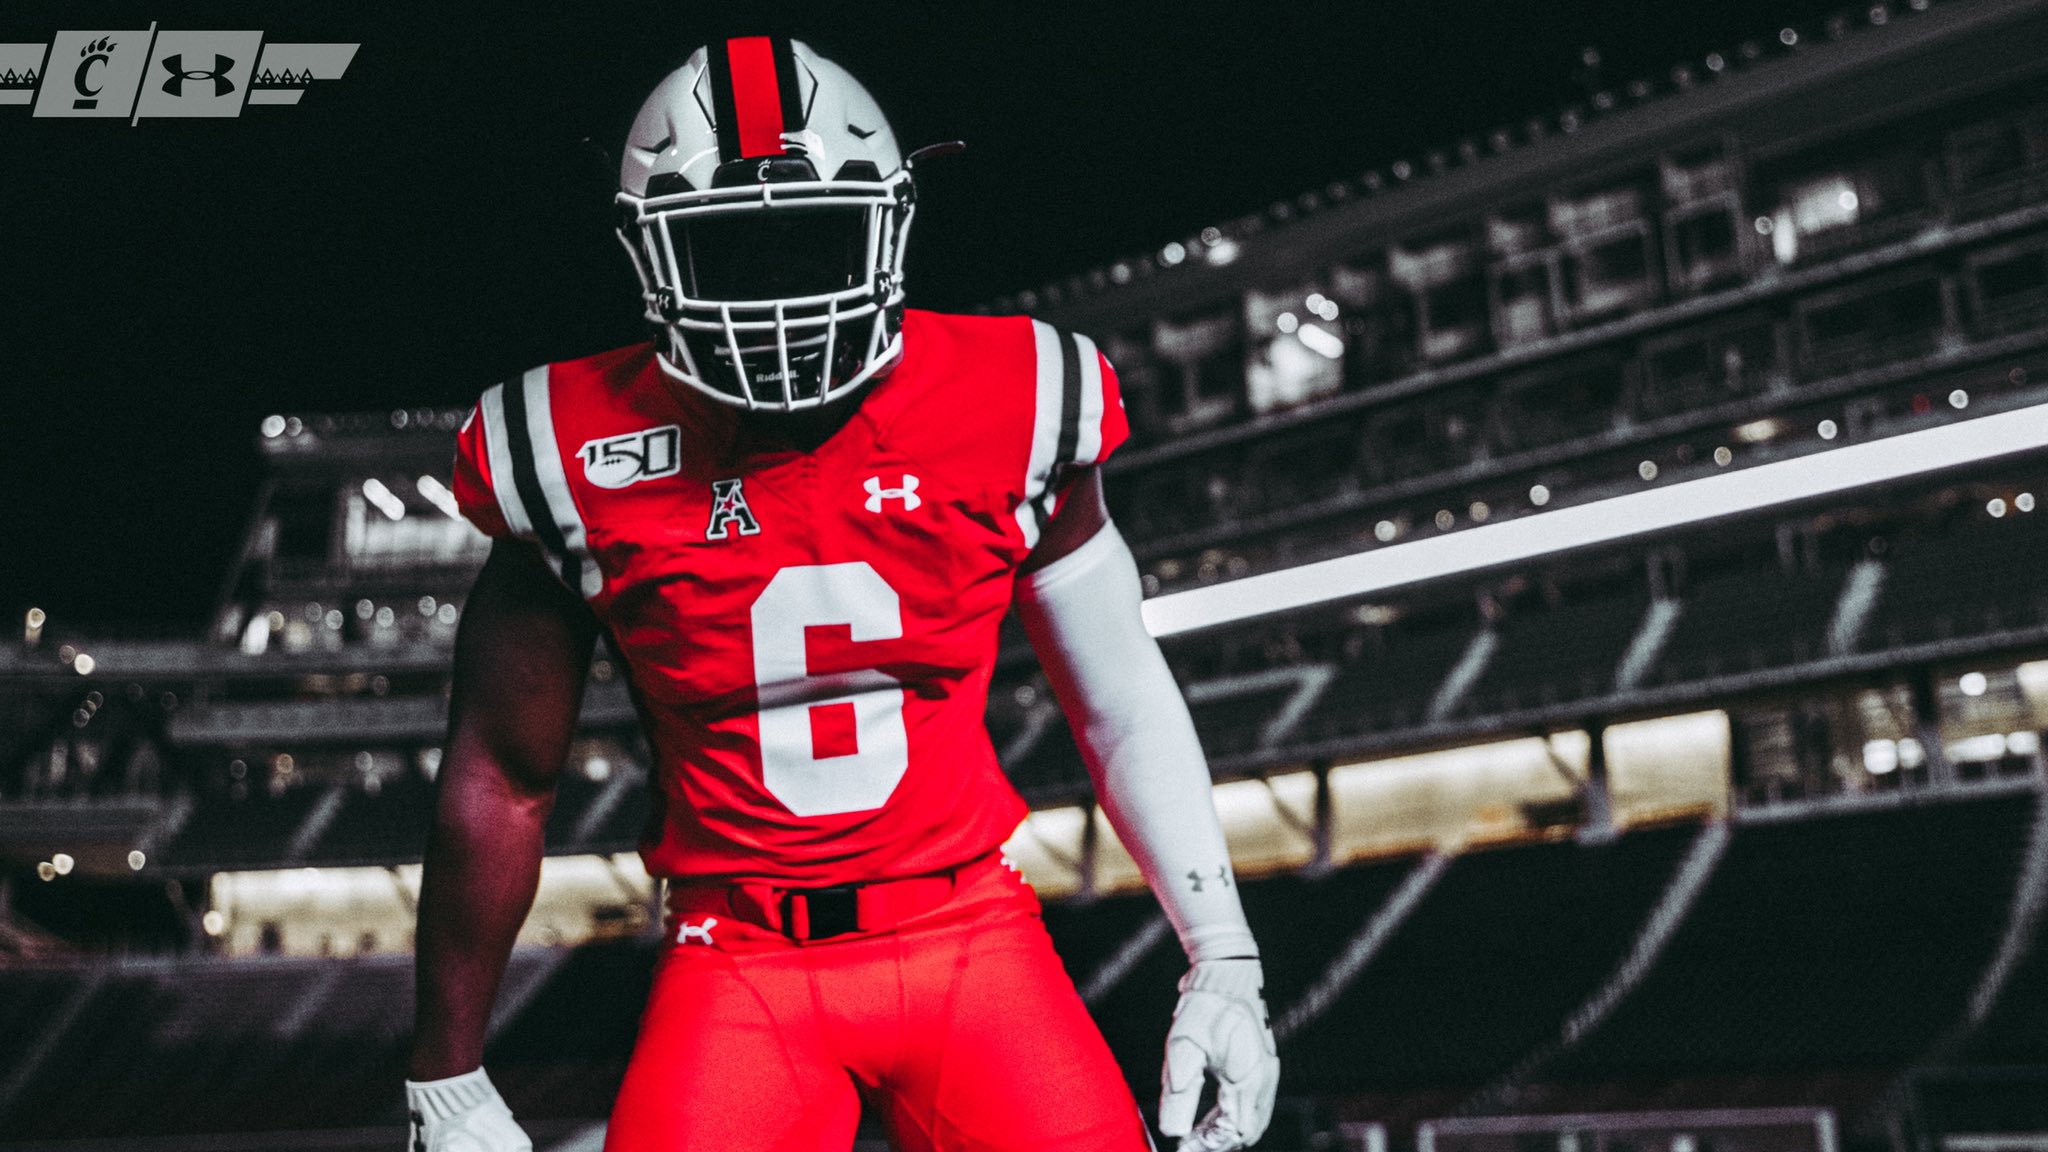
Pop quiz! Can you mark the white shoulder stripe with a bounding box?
[1071,332,1105,468]
[478,383,534,539]
[520,366,604,600]
[1017,319,1067,550]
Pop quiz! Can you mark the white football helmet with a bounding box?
[616,36,922,410]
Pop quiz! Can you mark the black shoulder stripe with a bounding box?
[1031,328,1085,531]
[1055,329,1085,469]
[499,375,575,581]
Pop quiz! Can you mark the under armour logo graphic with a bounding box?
[706,478,761,540]
[161,53,236,98]
[676,916,718,946]
[1186,865,1233,893]
[863,474,921,513]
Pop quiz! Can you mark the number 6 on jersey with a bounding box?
[750,562,911,816]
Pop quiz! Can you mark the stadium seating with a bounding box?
[1654,553,1849,683]
[1282,824,1698,1092]
[1873,500,2048,649]
[1554,793,2035,1077]
[167,781,331,869]
[310,770,435,864]
[0,966,88,1093]
[542,771,610,849]
[1040,890,1170,987]
[490,943,657,1118]
[1910,1066,2048,1141]
[3,790,2045,1142]
[1961,819,2048,1066]
[1298,607,1483,742]
[1081,856,1421,1097]
[1460,576,1650,717]
[991,688,1092,800]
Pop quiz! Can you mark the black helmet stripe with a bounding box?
[705,35,805,163]
[769,36,805,133]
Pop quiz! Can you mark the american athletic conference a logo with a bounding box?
[1,26,356,122]
[706,479,762,541]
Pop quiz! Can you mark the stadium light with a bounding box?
[1296,324,1345,360]
[362,478,406,521]
[415,474,462,519]
[1142,403,2048,638]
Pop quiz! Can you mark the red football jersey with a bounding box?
[450,310,1128,886]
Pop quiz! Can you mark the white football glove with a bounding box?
[1159,958,1280,1150]
[406,1068,533,1152]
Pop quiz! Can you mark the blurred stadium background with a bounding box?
[9,0,2048,1148]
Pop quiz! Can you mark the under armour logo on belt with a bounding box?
[864,474,921,512]
[675,916,718,946]
[161,53,237,98]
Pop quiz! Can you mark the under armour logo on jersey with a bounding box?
[863,474,921,513]
[675,916,718,946]
[1186,865,1233,893]
[706,478,762,539]
[581,425,681,489]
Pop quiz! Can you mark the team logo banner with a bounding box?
[0,26,355,120]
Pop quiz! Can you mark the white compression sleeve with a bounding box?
[1016,522,1258,963]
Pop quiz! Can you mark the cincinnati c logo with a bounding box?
[72,37,115,109]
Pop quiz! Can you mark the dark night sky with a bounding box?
[2,0,1858,631]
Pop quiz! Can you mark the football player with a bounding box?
[407,35,1277,1152]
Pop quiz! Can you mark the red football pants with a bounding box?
[602,859,1154,1152]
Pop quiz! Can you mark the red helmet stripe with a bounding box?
[725,35,787,159]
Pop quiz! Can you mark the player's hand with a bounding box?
[406,1068,533,1152]
[1159,957,1279,1150]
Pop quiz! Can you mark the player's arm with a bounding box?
[408,537,599,1151]
[1016,470,1278,1151]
